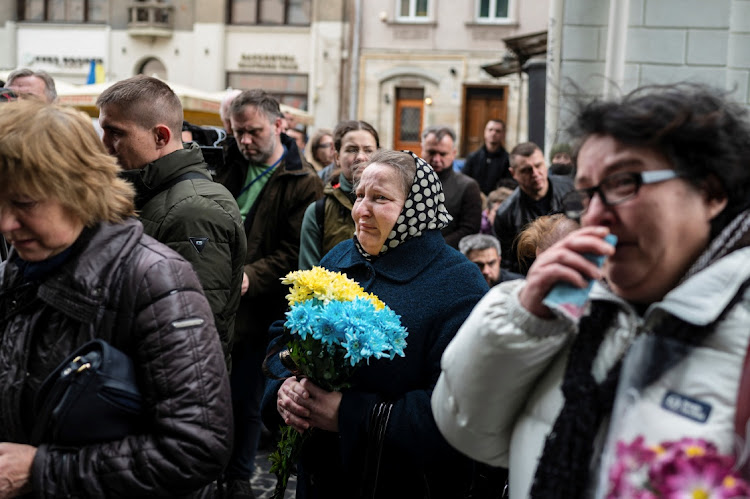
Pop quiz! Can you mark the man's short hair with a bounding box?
[459,234,501,257]
[230,89,281,123]
[96,75,183,135]
[6,68,57,102]
[421,125,456,143]
[486,118,505,130]
[509,142,541,168]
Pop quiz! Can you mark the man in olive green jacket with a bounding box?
[97,75,246,368]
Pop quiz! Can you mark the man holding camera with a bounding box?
[97,75,246,368]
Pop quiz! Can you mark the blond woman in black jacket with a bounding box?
[0,100,232,498]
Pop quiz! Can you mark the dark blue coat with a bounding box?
[262,230,488,498]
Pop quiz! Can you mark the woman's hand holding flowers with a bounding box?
[278,377,311,433]
[278,377,343,434]
[295,378,342,432]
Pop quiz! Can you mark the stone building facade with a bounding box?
[547,0,750,147]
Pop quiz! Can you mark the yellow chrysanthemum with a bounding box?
[652,444,666,455]
[691,489,709,499]
[363,292,386,310]
[282,267,382,307]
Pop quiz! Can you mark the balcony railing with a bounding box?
[127,2,175,37]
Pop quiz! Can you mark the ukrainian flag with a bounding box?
[86,59,105,84]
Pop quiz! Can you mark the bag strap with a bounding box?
[315,197,326,251]
[261,329,297,380]
[359,402,393,499]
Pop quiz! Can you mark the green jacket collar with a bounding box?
[141,143,209,189]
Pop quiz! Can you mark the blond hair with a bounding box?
[0,100,135,226]
[516,214,579,267]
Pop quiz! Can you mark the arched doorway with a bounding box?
[137,57,167,80]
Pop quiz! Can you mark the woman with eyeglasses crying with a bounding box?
[431,83,750,499]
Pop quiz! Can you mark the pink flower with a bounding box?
[608,437,658,498]
[650,439,723,481]
[656,454,736,497]
[608,437,750,499]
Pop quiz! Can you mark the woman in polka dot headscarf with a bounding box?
[352,149,453,259]
[263,149,491,498]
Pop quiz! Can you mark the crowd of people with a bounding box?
[2,68,750,499]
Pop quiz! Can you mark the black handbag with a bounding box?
[31,339,145,446]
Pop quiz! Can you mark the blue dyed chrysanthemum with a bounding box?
[284,283,407,367]
[284,300,319,340]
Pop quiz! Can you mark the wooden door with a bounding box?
[393,87,424,152]
[461,85,508,157]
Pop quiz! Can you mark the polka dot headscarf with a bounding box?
[354,150,453,260]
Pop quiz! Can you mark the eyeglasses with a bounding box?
[562,169,680,218]
[317,142,333,149]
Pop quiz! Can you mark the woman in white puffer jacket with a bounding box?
[432,83,750,499]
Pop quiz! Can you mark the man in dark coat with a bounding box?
[97,75,247,367]
[221,89,323,498]
[492,142,574,274]
[462,118,516,194]
[420,125,482,248]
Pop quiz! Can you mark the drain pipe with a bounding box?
[544,0,564,151]
[603,0,629,97]
[348,0,362,119]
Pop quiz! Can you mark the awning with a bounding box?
[482,30,548,78]
[55,78,313,127]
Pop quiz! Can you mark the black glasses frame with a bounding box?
[563,169,679,218]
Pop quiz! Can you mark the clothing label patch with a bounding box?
[661,390,711,423]
[189,237,209,254]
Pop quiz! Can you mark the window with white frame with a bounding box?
[477,0,510,22]
[397,0,430,22]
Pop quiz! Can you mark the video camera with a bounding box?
[181,121,226,178]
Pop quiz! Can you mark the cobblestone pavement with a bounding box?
[250,447,297,499]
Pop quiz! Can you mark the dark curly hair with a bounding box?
[568,83,750,236]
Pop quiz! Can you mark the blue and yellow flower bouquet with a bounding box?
[269,267,408,498]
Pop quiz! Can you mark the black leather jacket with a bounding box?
[492,175,575,273]
[0,218,232,498]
